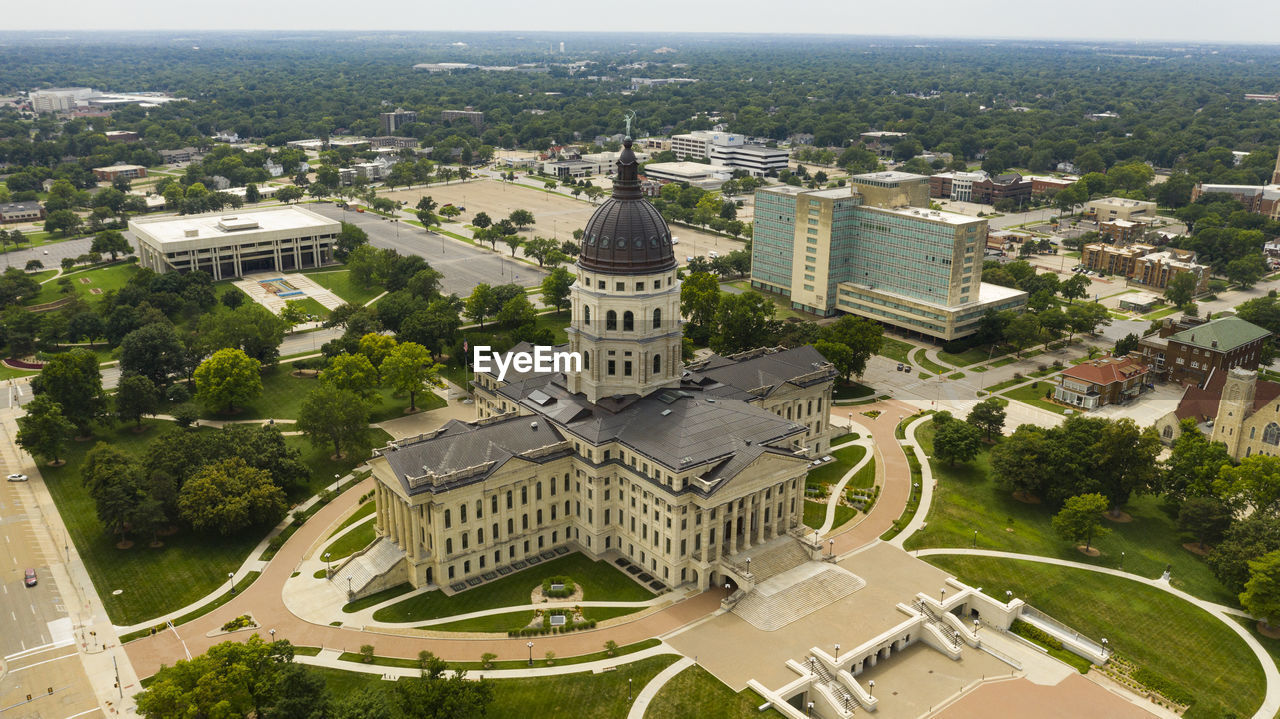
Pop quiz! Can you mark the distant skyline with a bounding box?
[5,0,1279,45]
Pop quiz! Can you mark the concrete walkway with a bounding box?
[887,413,938,548]
[626,656,695,719]
[295,643,681,681]
[915,548,1280,719]
[815,426,875,535]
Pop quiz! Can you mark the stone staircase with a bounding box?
[332,538,405,598]
[732,562,866,631]
[731,536,812,582]
[913,599,962,650]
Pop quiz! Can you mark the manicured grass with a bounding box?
[372,553,654,622]
[460,313,571,346]
[645,664,785,719]
[947,372,965,380]
[1143,306,1181,321]
[803,500,856,530]
[286,296,331,319]
[426,611,536,633]
[847,458,876,489]
[342,582,414,613]
[44,416,385,625]
[937,346,993,367]
[1000,380,1072,415]
[877,336,913,363]
[322,517,375,561]
[989,357,1016,369]
[984,376,1027,393]
[489,655,680,718]
[832,381,874,400]
[285,431,391,500]
[27,261,138,305]
[831,432,859,446]
[912,348,949,375]
[905,421,1237,606]
[200,364,444,422]
[302,268,382,306]
[329,501,376,537]
[926,556,1263,719]
[120,571,262,643]
[807,444,868,486]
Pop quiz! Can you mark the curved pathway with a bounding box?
[820,399,917,554]
[887,413,939,548]
[815,430,875,535]
[915,548,1280,719]
[626,656,695,719]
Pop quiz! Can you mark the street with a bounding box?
[307,203,548,296]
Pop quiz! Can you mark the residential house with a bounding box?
[1052,355,1149,410]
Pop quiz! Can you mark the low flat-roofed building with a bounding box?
[1026,175,1077,195]
[1085,196,1157,222]
[0,201,45,223]
[130,206,340,280]
[159,147,201,164]
[1099,218,1148,243]
[1118,292,1162,314]
[641,162,730,189]
[286,138,325,150]
[104,130,139,142]
[369,136,420,150]
[93,164,147,182]
[708,143,788,176]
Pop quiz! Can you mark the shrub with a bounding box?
[481,652,497,669]
[542,576,576,598]
[172,403,199,428]
[220,614,255,632]
[166,382,191,403]
[359,644,375,663]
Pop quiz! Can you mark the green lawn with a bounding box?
[330,501,376,537]
[847,458,876,489]
[807,445,867,486]
[1000,381,1072,415]
[644,664,784,719]
[286,296,331,319]
[832,381,874,400]
[911,348,949,375]
[803,500,856,530]
[42,418,385,625]
[27,261,139,306]
[937,346,993,367]
[302,268,383,306]
[906,421,1237,606]
[426,610,537,633]
[989,357,1016,369]
[322,517,375,561]
[926,556,1263,719]
[831,432,859,446]
[371,553,655,622]
[338,638,662,671]
[199,364,444,422]
[877,337,913,363]
[120,571,262,643]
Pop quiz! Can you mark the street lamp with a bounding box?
[844,693,852,712]
[809,656,816,676]
[829,539,835,558]
[834,643,840,657]
[972,530,978,548]
[940,588,946,603]
[332,473,340,493]
[1005,590,1013,604]
[629,677,632,701]
[324,552,332,578]
[1101,638,1109,655]
[807,701,814,717]
[269,628,276,642]
[228,572,235,597]
[746,557,751,575]
[868,680,875,698]
[527,641,534,666]
[724,582,731,600]
[973,619,981,636]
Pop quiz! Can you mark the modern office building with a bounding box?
[846,171,930,209]
[671,130,787,176]
[379,108,418,135]
[441,108,484,129]
[928,171,1032,205]
[29,87,93,113]
[370,136,420,150]
[355,139,835,597]
[641,162,731,189]
[1084,196,1157,223]
[751,185,1027,340]
[129,206,340,280]
[93,165,148,182]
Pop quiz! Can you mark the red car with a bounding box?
[24,568,37,587]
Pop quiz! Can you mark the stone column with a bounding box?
[700,513,710,564]
[728,503,739,556]
[741,495,753,551]
[754,491,766,543]
[407,504,419,561]
[375,484,386,536]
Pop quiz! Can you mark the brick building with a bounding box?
[928,171,1032,205]
[1053,355,1149,410]
[1139,315,1271,385]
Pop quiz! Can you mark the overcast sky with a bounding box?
[6,0,1278,44]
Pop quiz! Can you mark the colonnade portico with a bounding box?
[694,476,802,589]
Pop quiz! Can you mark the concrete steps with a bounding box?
[732,563,866,631]
[735,537,811,582]
[333,538,404,596]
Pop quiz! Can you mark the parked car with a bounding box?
[896,363,904,371]
[6,473,27,482]
[24,568,36,587]
[904,365,913,373]
[708,250,718,258]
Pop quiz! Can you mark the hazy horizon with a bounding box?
[4,0,1278,45]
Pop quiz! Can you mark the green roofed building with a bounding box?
[1139,314,1272,386]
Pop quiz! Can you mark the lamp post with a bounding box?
[1101,637,1109,655]
[228,572,235,597]
[868,680,875,698]
[269,628,276,642]
[629,677,632,701]
[972,530,978,548]
[746,557,752,576]
[834,643,841,658]
[724,582,731,600]
[527,641,534,666]
[1005,590,1013,604]
[807,701,814,717]
[940,587,946,603]
[347,577,352,597]
[973,619,981,636]
[829,538,835,559]
[809,656,816,677]
[332,473,340,493]
[1120,551,1125,570]
[324,552,332,578]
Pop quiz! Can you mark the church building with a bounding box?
[358,138,837,597]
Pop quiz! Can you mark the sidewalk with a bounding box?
[296,643,680,680]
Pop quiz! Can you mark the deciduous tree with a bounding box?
[16,395,76,465]
[1052,493,1110,552]
[194,348,263,413]
[298,385,370,459]
[178,457,287,535]
[380,342,441,412]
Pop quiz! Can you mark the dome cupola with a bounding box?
[578,138,677,275]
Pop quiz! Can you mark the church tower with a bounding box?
[1272,145,1280,185]
[565,138,683,402]
[1212,367,1258,457]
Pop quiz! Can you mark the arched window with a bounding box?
[653,308,662,329]
[606,310,617,330]
[623,311,634,331]
[1264,423,1280,446]
[584,305,591,325]
[653,353,662,375]
[1162,425,1174,439]
[444,509,451,529]
[583,351,590,370]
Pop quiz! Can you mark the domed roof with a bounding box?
[579,138,676,275]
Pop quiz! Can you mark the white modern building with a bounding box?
[670,130,787,176]
[29,87,94,113]
[642,161,731,188]
[130,206,340,280]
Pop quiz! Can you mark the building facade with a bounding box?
[928,171,1032,205]
[93,165,147,182]
[1138,315,1271,385]
[379,108,418,135]
[130,206,340,280]
[846,171,930,209]
[363,139,828,597]
[1081,243,1209,292]
[0,201,45,224]
[1052,355,1149,410]
[441,108,484,129]
[751,185,1027,339]
[1085,197,1157,223]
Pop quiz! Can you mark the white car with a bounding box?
[708,250,718,258]
[671,237,680,245]
[6,473,27,482]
